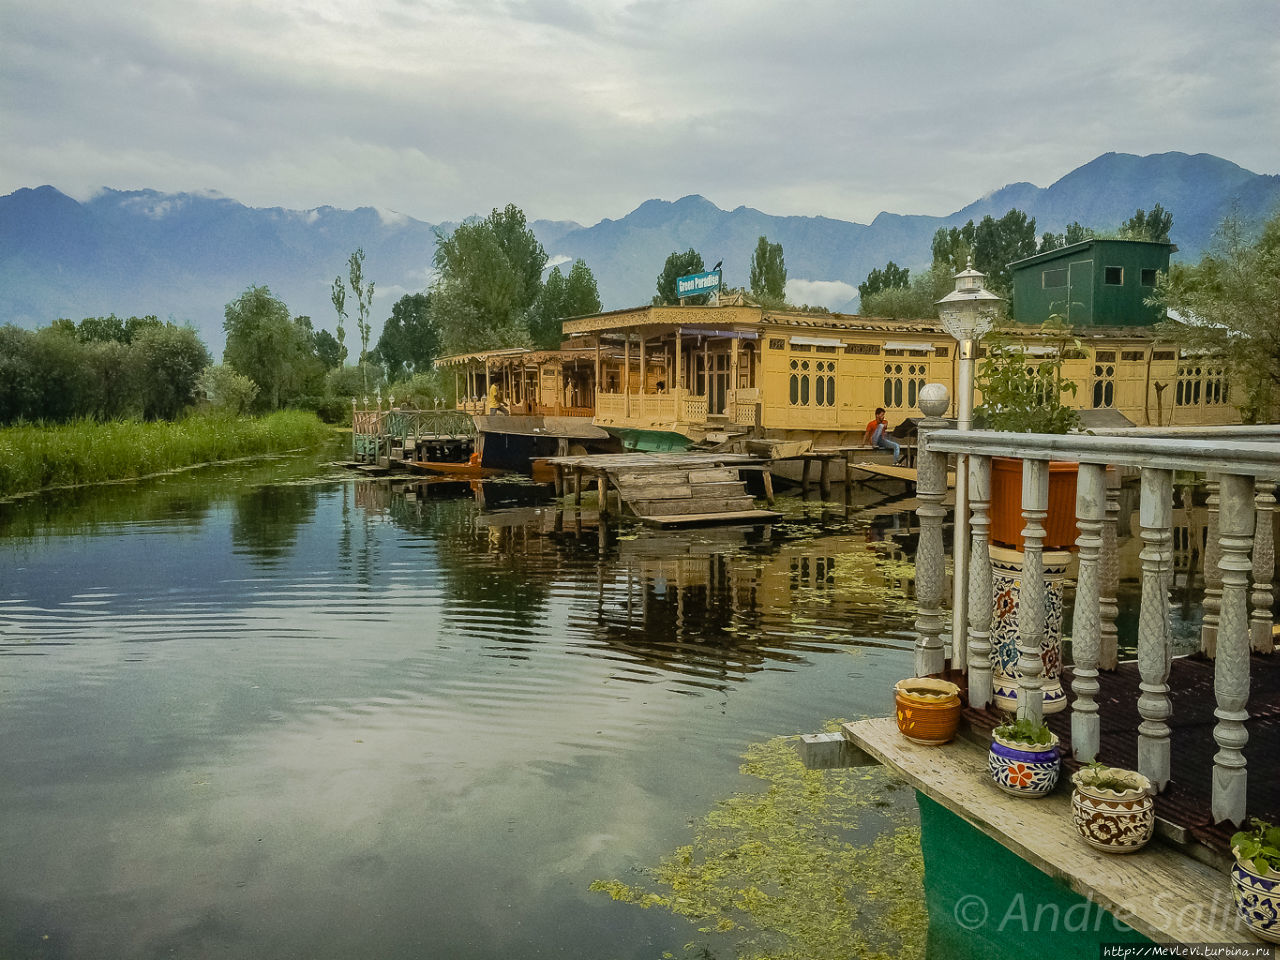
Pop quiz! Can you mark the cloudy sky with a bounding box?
[3,0,1277,227]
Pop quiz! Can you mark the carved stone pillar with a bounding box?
[1213,472,1256,825]
[991,547,1072,714]
[1071,463,1107,762]
[1015,459,1049,724]
[1251,480,1276,653]
[913,385,951,678]
[1099,466,1121,671]
[1202,474,1222,658]
[1137,467,1174,791]
[967,455,994,708]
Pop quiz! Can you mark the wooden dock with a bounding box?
[841,716,1262,946]
[546,452,780,526]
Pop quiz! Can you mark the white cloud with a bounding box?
[786,279,858,312]
[0,1,1276,225]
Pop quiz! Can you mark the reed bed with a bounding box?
[0,411,335,498]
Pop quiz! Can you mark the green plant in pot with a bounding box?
[973,315,1082,435]
[988,715,1060,798]
[1070,761,1154,853]
[1229,818,1280,942]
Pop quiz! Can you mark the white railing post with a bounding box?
[1137,467,1174,791]
[1072,463,1106,762]
[1213,472,1256,825]
[1202,474,1222,658]
[914,387,950,677]
[1251,479,1276,653]
[967,455,994,707]
[1016,459,1049,724]
[1099,466,1121,670]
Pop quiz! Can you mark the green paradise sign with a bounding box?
[676,271,721,298]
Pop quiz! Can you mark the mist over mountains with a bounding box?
[2,151,1277,353]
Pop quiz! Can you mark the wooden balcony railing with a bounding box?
[914,415,1280,825]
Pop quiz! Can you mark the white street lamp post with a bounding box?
[937,259,1003,675]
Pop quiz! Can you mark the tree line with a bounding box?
[857,204,1174,318]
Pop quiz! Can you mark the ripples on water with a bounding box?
[0,458,924,959]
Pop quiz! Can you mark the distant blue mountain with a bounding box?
[1,152,1276,352]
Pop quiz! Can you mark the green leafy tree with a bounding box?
[1038,221,1095,253]
[330,276,348,363]
[857,261,910,303]
[124,315,163,343]
[529,260,602,348]
[347,248,375,370]
[199,363,260,415]
[1153,209,1280,422]
[130,323,211,420]
[430,203,548,354]
[223,285,311,411]
[932,209,1038,294]
[312,327,344,370]
[861,264,954,319]
[375,293,440,379]
[1120,204,1173,242]
[748,236,787,304]
[77,314,128,343]
[653,249,707,305]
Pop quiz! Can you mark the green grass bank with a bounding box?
[0,411,336,499]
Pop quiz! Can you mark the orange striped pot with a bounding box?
[894,678,962,745]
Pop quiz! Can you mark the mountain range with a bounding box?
[2,151,1277,353]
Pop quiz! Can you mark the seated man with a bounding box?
[863,407,905,464]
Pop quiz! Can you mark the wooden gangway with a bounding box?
[546,452,780,526]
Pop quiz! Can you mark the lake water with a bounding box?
[0,455,929,959]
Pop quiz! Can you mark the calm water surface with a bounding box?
[0,456,922,959]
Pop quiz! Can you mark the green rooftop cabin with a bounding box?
[1009,237,1175,326]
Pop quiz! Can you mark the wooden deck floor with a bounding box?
[963,653,1280,856]
[841,716,1263,946]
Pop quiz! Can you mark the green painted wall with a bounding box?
[1011,240,1173,327]
[917,792,1155,959]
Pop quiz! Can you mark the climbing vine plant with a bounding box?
[590,728,926,960]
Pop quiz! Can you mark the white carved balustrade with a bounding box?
[916,426,1280,826]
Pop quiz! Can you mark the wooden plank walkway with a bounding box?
[546,452,779,526]
[841,716,1261,946]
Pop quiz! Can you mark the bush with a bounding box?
[199,364,260,415]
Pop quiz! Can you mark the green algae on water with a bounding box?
[590,727,926,960]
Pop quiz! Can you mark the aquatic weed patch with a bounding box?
[590,728,925,960]
[0,411,335,498]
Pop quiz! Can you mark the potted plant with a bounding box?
[973,316,1082,550]
[1230,818,1280,943]
[988,715,1060,798]
[1070,762,1154,853]
[893,677,962,745]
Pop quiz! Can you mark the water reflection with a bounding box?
[0,464,921,960]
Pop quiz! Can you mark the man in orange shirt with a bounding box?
[864,407,904,464]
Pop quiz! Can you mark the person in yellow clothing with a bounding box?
[486,382,506,414]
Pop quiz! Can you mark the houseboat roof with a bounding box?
[434,346,599,367]
[560,302,1170,343]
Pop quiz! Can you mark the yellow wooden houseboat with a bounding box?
[557,301,1239,452]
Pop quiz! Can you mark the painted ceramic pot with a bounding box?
[1070,768,1154,853]
[988,731,1061,798]
[894,678,962,745]
[1231,857,1280,943]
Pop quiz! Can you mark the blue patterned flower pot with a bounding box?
[988,732,1061,798]
[1231,858,1280,943]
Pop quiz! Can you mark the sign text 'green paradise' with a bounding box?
[676,271,721,298]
